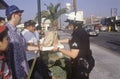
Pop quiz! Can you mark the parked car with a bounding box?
[86,29,99,36]
[100,26,107,32]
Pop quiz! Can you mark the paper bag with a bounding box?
[43,31,58,47]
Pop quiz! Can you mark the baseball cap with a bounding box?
[24,20,36,28]
[0,17,5,21]
[6,5,24,16]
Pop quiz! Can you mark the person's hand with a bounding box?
[52,45,59,52]
[38,44,43,50]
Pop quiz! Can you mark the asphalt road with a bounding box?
[90,32,120,55]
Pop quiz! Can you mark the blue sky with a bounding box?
[0,0,120,23]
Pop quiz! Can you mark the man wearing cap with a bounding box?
[53,13,95,79]
[22,20,44,79]
[22,20,38,60]
[22,20,52,79]
[5,5,40,79]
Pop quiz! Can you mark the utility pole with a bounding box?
[37,0,41,28]
[37,0,43,57]
[73,0,76,13]
[111,8,117,17]
[59,0,62,29]
[73,0,77,21]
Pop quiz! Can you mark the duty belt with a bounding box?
[79,58,89,69]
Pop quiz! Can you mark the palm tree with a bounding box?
[35,3,67,30]
[34,10,49,21]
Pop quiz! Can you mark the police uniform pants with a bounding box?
[71,63,89,79]
[70,56,95,79]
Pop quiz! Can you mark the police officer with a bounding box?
[53,15,95,79]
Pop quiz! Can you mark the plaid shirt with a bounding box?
[6,23,29,79]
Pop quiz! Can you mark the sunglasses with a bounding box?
[14,12,22,16]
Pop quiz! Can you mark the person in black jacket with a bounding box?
[53,18,95,79]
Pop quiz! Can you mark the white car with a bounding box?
[100,26,107,32]
[86,29,99,36]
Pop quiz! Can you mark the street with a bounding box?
[58,30,120,79]
[90,43,120,79]
[90,32,120,54]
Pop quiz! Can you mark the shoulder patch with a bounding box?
[72,42,78,47]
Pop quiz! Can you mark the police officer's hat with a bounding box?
[65,19,83,24]
[65,11,83,24]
